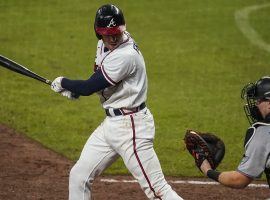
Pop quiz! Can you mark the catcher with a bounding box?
[184,76,270,189]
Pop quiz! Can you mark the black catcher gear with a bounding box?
[94,4,126,39]
[241,76,270,124]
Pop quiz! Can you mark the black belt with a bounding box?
[105,103,146,117]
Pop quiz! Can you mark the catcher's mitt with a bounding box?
[184,130,225,170]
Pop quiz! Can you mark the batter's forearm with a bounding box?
[62,79,93,96]
[61,69,111,96]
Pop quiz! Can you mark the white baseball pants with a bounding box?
[69,108,183,200]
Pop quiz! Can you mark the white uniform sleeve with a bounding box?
[101,52,135,85]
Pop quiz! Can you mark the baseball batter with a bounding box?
[51,4,183,200]
[200,76,270,189]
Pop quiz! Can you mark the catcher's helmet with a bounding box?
[94,4,126,39]
[241,76,270,124]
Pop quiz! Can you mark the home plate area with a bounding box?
[0,124,269,200]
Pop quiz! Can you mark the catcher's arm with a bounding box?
[184,129,252,188]
[201,160,252,189]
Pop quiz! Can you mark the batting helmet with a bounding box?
[94,4,126,39]
[241,76,270,124]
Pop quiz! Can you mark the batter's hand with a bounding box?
[51,77,64,92]
[61,90,79,100]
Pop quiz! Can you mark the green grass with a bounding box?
[0,0,270,176]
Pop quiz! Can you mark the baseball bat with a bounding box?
[0,55,51,85]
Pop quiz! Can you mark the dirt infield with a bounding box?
[0,124,269,200]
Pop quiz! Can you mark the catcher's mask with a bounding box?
[241,76,270,124]
[94,4,126,40]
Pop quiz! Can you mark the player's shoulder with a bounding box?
[251,122,270,138]
[247,122,270,145]
[252,122,270,131]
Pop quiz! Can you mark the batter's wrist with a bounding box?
[206,169,221,182]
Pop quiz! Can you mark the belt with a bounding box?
[105,103,146,117]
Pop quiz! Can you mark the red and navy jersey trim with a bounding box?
[99,34,130,86]
[100,65,117,85]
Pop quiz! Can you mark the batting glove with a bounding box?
[51,77,64,93]
[61,90,79,100]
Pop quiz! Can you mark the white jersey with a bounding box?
[94,32,147,109]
